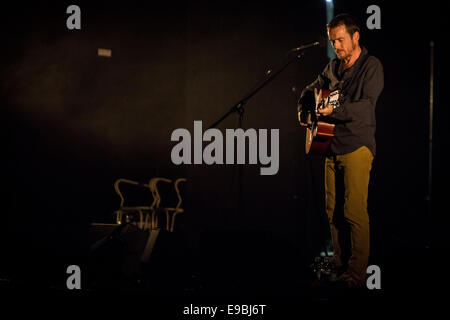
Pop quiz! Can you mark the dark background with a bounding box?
[0,0,448,298]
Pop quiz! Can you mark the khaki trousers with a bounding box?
[325,146,373,283]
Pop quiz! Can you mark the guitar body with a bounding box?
[304,89,340,155]
[305,118,335,155]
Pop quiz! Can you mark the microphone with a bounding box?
[290,41,321,53]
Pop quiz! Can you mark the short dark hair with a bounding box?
[327,13,360,36]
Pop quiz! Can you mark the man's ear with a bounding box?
[353,31,360,43]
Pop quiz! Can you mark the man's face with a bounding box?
[328,24,359,60]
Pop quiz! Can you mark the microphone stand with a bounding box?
[207,47,313,219]
[208,50,310,130]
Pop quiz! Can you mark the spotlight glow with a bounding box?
[325,0,335,59]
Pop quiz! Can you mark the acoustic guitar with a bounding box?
[304,88,340,155]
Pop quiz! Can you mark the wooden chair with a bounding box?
[160,178,187,232]
[113,178,156,230]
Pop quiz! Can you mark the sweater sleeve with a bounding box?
[329,57,384,122]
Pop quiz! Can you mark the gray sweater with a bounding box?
[297,46,384,156]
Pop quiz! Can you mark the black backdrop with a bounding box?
[1,0,448,295]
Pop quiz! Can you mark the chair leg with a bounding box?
[171,212,179,232]
[138,210,144,229]
[166,210,170,232]
[143,213,150,231]
[115,210,123,224]
[151,211,159,229]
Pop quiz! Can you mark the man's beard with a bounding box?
[337,42,356,61]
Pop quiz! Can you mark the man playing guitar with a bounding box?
[297,13,384,288]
